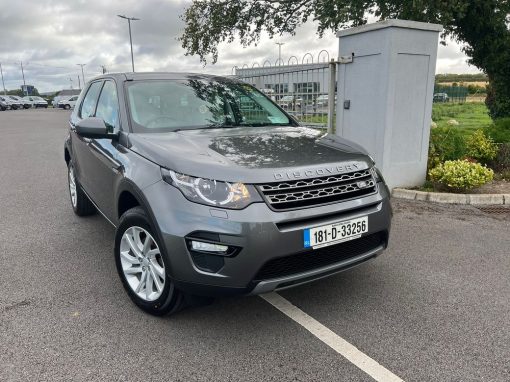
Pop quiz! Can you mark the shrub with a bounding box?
[428,127,466,170]
[489,143,510,172]
[484,117,510,143]
[465,130,498,163]
[429,160,494,191]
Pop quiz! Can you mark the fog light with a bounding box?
[191,241,229,253]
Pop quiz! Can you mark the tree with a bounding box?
[179,0,510,118]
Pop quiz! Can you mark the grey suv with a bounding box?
[64,73,391,316]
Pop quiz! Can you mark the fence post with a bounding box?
[327,59,336,134]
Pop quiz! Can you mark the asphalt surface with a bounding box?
[0,109,509,382]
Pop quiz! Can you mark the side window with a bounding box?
[95,81,119,131]
[80,81,103,119]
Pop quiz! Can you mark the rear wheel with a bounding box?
[115,207,184,316]
[68,162,96,216]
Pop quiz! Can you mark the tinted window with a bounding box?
[95,81,119,130]
[80,81,102,119]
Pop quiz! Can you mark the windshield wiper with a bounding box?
[202,124,240,129]
[240,122,292,127]
[172,124,239,132]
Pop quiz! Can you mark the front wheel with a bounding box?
[114,207,184,316]
[64,104,71,110]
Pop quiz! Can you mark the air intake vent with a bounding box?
[253,232,385,281]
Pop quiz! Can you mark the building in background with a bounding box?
[235,62,332,102]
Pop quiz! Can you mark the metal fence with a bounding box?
[433,85,469,103]
[232,51,335,128]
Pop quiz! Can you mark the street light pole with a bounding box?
[76,64,86,85]
[0,62,6,95]
[276,42,285,65]
[118,15,140,72]
[20,61,27,95]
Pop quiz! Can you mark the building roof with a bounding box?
[58,89,81,96]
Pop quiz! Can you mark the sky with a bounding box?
[0,0,481,93]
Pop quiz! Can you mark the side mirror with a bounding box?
[75,117,118,139]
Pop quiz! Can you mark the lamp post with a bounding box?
[0,62,6,95]
[117,15,140,72]
[275,42,285,65]
[76,64,86,86]
[20,61,27,95]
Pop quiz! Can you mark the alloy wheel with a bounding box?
[120,226,166,301]
[68,165,77,208]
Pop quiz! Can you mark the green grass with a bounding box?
[296,102,492,137]
[432,102,491,137]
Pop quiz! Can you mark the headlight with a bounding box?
[162,169,261,209]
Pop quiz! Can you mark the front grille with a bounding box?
[253,232,384,281]
[257,169,376,210]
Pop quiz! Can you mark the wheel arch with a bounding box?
[116,179,157,227]
[115,179,171,275]
[64,147,71,165]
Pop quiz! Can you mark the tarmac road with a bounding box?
[0,109,509,381]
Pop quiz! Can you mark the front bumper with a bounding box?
[143,180,392,296]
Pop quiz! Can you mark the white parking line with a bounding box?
[261,292,405,382]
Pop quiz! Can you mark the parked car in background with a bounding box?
[9,95,31,109]
[316,94,330,107]
[0,96,10,109]
[0,98,8,111]
[278,95,303,110]
[0,95,20,110]
[53,95,71,108]
[433,93,449,103]
[260,88,276,101]
[59,95,79,110]
[64,72,391,316]
[23,96,48,108]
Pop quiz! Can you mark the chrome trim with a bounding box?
[257,169,376,210]
[260,169,372,192]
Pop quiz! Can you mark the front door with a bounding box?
[81,80,122,221]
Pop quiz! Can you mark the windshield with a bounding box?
[126,79,291,132]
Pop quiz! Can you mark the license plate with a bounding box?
[304,216,368,249]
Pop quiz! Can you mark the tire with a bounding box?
[114,207,184,316]
[64,104,71,110]
[67,161,96,216]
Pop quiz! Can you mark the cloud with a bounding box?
[0,0,477,92]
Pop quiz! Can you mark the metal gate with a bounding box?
[231,51,337,132]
